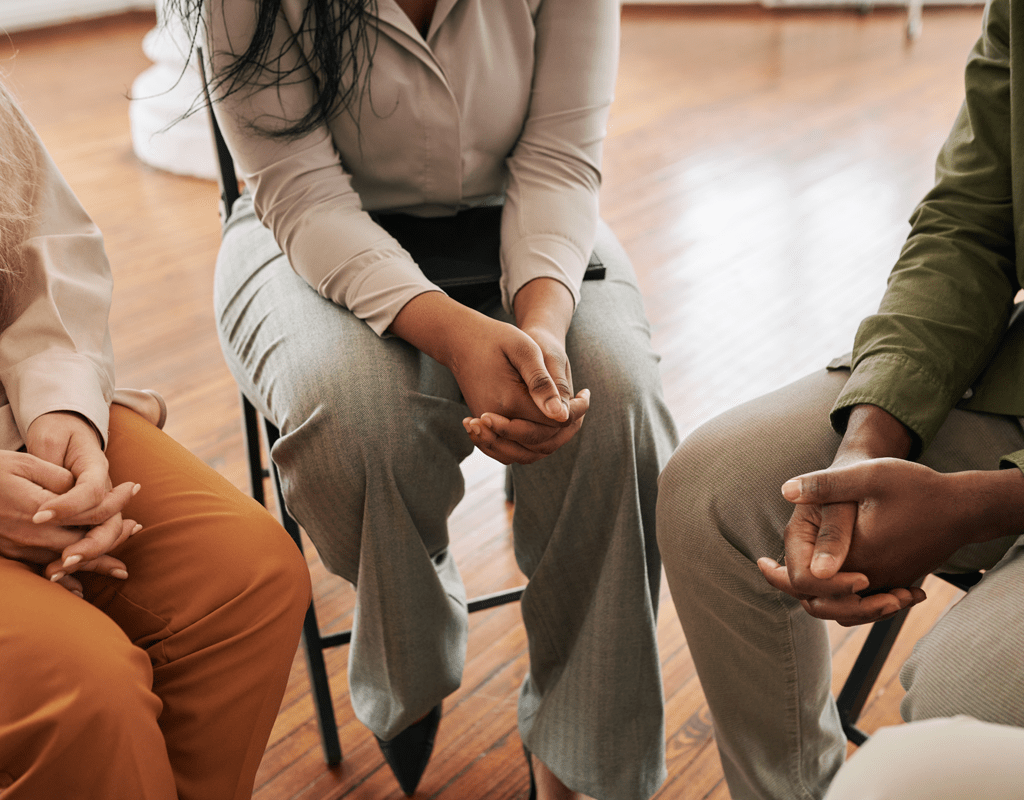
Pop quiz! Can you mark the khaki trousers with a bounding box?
[657,369,1024,800]
[0,405,311,800]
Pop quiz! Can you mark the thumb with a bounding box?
[508,343,569,422]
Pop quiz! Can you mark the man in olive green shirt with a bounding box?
[657,1,1024,797]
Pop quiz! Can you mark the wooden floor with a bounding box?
[2,5,985,799]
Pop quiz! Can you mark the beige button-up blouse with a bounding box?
[0,120,115,452]
[206,0,620,335]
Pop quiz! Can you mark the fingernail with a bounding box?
[132,523,143,534]
[132,483,142,496]
[71,590,84,599]
[62,555,82,569]
[111,569,129,580]
[811,553,834,576]
[50,571,65,582]
[33,509,55,524]
[545,398,567,419]
[470,422,481,436]
[781,479,801,501]
[852,575,870,593]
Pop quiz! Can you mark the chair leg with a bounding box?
[240,393,266,506]
[468,587,524,612]
[299,601,343,765]
[836,607,911,745]
[261,415,343,765]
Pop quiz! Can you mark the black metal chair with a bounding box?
[197,50,525,765]
[836,570,983,745]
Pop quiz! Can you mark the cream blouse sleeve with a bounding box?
[0,126,115,449]
[205,0,438,336]
[499,0,620,311]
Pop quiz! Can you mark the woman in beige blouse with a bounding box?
[187,1,678,797]
[0,81,310,799]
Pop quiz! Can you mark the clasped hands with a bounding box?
[757,458,951,626]
[390,278,588,466]
[458,320,589,465]
[1,411,140,596]
[754,403,991,626]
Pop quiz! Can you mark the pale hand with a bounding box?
[20,411,141,591]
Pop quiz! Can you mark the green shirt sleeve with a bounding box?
[999,449,1024,472]
[830,0,1019,458]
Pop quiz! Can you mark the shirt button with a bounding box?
[962,388,974,400]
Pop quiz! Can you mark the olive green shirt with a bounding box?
[830,0,1024,471]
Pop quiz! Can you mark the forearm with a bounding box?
[387,291,485,369]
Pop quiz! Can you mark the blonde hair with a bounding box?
[0,79,42,329]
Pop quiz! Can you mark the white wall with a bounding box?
[0,0,155,33]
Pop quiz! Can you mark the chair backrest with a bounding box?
[196,47,241,222]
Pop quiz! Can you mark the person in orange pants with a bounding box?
[0,82,311,798]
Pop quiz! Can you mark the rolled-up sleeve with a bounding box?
[830,0,1017,457]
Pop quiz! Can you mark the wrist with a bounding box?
[950,467,1024,545]
[834,404,913,465]
[388,291,488,369]
[27,410,103,451]
[513,278,574,340]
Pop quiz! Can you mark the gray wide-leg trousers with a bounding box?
[214,192,678,800]
[657,368,1024,800]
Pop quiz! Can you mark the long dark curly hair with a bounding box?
[168,0,379,139]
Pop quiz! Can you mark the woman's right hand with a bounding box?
[0,449,138,595]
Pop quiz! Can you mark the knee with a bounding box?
[272,376,468,551]
[656,414,748,568]
[900,624,1024,727]
[193,501,310,636]
[275,375,450,490]
[231,509,312,627]
[574,349,677,484]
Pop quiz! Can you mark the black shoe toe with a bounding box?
[376,704,442,796]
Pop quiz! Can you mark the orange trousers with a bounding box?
[0,405,311,799]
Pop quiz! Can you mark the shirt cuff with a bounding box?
[999,448,1024,472]
[501,235,585,314]
[829,352,957,459]
[318,254,445,337]
[3,351,111,448]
